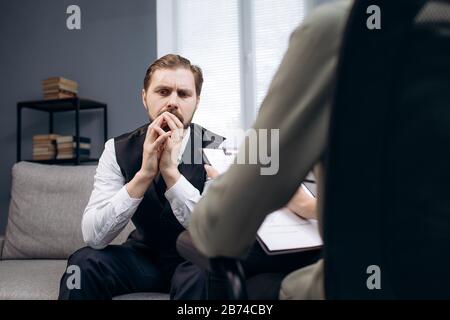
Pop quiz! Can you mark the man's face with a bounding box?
[142,67,199,129]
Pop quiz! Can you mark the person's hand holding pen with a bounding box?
[286,185,317,220]
[204,164,220,180]
[203,165,317,220]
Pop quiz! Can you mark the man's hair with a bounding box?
[143,54,204,96]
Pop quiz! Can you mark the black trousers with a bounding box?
[58,239,321,300]
[170,241,322,300]
[58,239,205,300]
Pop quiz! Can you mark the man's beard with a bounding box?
[150,108,193,130]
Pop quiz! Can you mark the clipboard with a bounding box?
[256,184,322,255]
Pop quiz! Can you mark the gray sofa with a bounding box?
[0,161,169,300]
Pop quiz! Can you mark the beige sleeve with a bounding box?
[189,1,351,258]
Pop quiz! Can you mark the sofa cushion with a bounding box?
[3,162,133,259]
[0,260,67,299]
[0,260,169,300]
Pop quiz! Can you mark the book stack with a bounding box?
[33,134,59,160]
[56,136,91,159]
[42,77,78,100]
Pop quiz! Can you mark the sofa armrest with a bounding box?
[0,236,4,260]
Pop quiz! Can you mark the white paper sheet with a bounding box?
[203,148,236,174]
[257,207,322,252]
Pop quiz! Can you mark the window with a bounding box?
[254,0,305,112]
[157,0,305,137]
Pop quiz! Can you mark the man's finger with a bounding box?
[153,124,168,137]
[147,121,169,143]
[149,114,165,130]
[146,114,164,141]
[153,131,171,147]
[165,111,184,129]
[163,113,179,131]
[145,124,153,139]
[146,127,158,143]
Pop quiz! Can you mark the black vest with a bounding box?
[114,123,224,259]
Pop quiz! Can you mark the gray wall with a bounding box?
[0,0,157,234]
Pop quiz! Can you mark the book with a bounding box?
[57,141,91,149]
[58,148,90,154]
[56,136,91,144]
[33,148,56,154]
[42,77,78,100]
[44,92,76,100]
[32,134,58,160]
[43,86,78,94]
[33,147,56,153]
[33,140,55,149]
[33,154,56,160]
[33,134,59,141]
[56,136,91,159]
[33,153,56,158]
[42,77,78,88]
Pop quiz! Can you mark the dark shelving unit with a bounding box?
[17,97,107,165]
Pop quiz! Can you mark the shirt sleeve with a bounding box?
[164,175,216,228]
[164,175,201,228]
[164,137,227,228]
[81,139,143,249]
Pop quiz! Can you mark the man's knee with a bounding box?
[63,246,121,287]
[66,246,106,274]
[59,246,113,300]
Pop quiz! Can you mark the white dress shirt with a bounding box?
[82,126,209,249]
